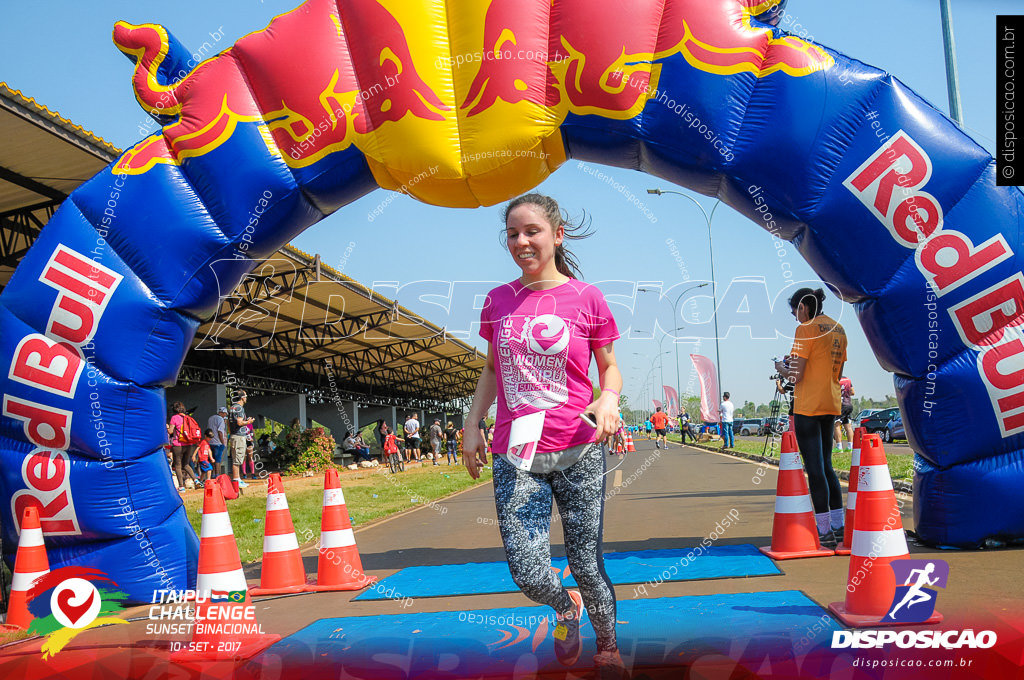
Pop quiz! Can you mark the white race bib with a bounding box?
[506,411,545,471]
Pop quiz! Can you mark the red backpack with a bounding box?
[178,414,203,445]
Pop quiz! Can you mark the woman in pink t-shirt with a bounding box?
[464,193,625,678]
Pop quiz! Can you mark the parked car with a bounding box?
[761,416,789,435]
[861,407,900,434]
[855,409,880,423]
[883,413,906,443]
[733,418,765,436]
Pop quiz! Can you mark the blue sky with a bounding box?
[0,0,1012,411]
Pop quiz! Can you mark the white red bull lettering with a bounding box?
[4,245,123,535]
[845,132,1024,437]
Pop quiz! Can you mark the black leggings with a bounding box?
[492,444,617,652]
[793,413,843,514]
[171,445,197,488]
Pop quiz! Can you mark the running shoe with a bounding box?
[594,649,629,680]
[553,589,584,666]
[237,479,249,489]
[818,530,837,549]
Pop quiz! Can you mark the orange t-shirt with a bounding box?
[651,411,669,429]
[790,314,847,416]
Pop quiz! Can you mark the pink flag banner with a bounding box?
[651,399,663,411]
[690,354,720,423]
[663,385,680,418]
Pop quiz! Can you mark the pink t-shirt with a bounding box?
[480,278,619,455]
[169,414,185,447]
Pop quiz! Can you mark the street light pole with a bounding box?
[648,188,723,398]
[639,282,709,413]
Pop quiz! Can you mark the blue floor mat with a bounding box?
[354,544,781,600]
[254,590,842,678]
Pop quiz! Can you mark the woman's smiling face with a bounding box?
[505,203,563,278]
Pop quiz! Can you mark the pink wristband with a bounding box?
[603,389,620,397]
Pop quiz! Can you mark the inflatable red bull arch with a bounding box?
[1,0,1022,600]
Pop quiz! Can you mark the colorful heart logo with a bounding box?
[55,586,95,626]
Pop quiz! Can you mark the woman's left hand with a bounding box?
[585,392,621,442]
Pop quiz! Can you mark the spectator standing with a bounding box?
[834,375,855,452]
[444,421,459,465]
[167,401,200,492]
[376,418,388,450]
[207,406,228,477]
[429,419,444,466]
[774,287,848,548]
[195,429,215,486]
[719,393,735,449]
[405,413,421,461]
[228,390,255,489]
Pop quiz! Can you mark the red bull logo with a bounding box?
[113,0,450,175]
[462,0,832,121]
[110,0,832,204]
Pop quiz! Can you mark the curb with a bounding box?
[680,440,914,495]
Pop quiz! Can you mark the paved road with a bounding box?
[7,439,1020,671]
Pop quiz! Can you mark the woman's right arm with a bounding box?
[464,344,497,480]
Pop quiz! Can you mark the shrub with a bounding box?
[274,426,337,475]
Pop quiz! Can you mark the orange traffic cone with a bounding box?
[759,431,834,559]
[5,507,50,630]
[250,474,307,595]
[306,469,374,591]
[828,434,939,627]
[615,441,624,453]
[625,431,636,452]
[174,481,279,662]
[835,427,866,556]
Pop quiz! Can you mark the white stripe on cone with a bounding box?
[267,493,289,511]
[200,511,234,538]
[196,568,248,594]
[779,452,802,471]
[263,532,300,553]
[18,528,44,547]
[324,488,346,506]
[849,490,858,510]
[775,494,814,514]
[858,465,894,492]
[11,569,49,591]
[852,449,861,466]
[851,529,908,558]
[320,528,356,549]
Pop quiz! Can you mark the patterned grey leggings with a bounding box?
[492,443,617,652]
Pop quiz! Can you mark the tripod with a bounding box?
[762,380,793,458]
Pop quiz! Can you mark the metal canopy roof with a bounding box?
[0,84,484,410]
[0,83,120,291]
[186,244,486,409]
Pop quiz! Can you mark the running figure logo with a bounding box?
[882,559,949,624]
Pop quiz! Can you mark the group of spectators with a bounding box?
[166,389,268,493]
[369,414,464,466]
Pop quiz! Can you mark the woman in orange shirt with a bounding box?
[774,288,848,549]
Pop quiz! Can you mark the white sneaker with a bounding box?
[237,479,248,488]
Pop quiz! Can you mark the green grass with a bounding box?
[666,433,914,482]
[183,463,493,564]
